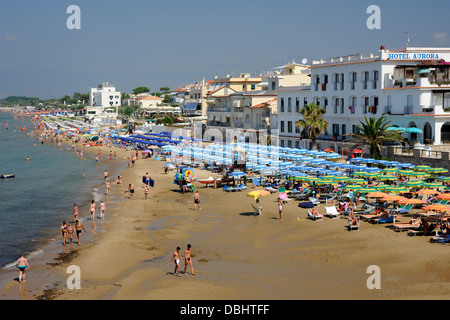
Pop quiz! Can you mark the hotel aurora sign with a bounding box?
[387,52,441,60]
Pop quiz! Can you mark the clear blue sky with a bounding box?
[0,0,449,99]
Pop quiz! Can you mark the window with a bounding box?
[332,124,340,136]
[280,139,285,147]
[280,98,284,112]
[303,97,308,107]
[334,74,339,90]
[288,121,293,133]
[288,97,292,112]
[287,140,292,148]
[351,72,357,90]
[340,98,344,113]
[334,98,339,114]
[363,71,369,89]
[342,124,346,137]
[352,125,360,134]
[314,75,320,91]
[340,73,344,90]
[280,121,285,133]
[295,97,300,112]
[271,81,276,90]
[373,71,379,89]
[251,84,256,90]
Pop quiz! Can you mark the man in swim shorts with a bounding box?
[170,247,182,277]
[184,244,195,276]
[16,254,29,283]
[193,191,201,210]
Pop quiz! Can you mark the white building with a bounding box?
[89,82,121,109]
[276,46,450,152]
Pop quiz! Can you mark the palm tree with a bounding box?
[295,102,329,150]
[346,116,403,159]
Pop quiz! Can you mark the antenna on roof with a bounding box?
[404,30,411,47]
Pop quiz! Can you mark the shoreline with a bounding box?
[0,130,129,299]
[2,120,450,300]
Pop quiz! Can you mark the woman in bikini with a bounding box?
[90,200,96,220]
[60,221,68,244]
[67,222,74,244]
[16,254,30,283]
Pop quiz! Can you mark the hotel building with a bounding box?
[277,46,450,152]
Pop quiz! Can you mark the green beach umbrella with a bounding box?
[383,168,398,173]
[404,180,424,187]
[409,172,429,178]
[384,186,409,193]
[439,177,450,182]
[351,171,367,177]
[415,165,431,171]
[427,168,448,174]
[348,178,366,184]
[423,182,444,188]
[343,185,362,190]
[333,176,349,182]
[398,170,415,176]
[358,187,377,193]
[377,175,397,181]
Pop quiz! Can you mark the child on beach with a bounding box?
[144,185,150,199]
[193,191,201,210]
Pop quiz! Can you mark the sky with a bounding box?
[0,0,449,99]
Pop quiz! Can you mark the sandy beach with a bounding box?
[2,140,450,301]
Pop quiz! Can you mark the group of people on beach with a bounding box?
[170,244,195,277]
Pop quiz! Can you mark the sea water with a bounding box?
[0,110,110,268]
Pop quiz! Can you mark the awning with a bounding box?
[183,103,198,110]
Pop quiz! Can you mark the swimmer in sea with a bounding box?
[16,254,30,283]
[184,244,195,276]
[170,247,182,277]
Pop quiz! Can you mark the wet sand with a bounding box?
[2,143,450,300]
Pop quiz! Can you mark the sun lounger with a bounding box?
[395,204,412,214]
[307,209,323,221]
[392,218,421,232]
[309,197,320,206]
[373,215,395,224]
[430,235,450,243]
[349,220,360,231]
[361,213,382,221]
[265,187,278,193]
[223,184,247,192]
[325,206,340,219]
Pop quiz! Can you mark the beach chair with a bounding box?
[325,206,340,219]
[396,204,412,214]
[307,209,323,221]
[309,197,320,206]
[373,215,396,224]
[349,219,360,231]
[392,218,422,232]
[251,203,262,215]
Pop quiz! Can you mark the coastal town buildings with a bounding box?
[275,46,450,153]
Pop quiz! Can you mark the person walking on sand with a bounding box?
[73,203,79,221]
[105,179,111,196]
[90,200,96,220]
[67,222,74,244]
[184,244,195,276]
[75,220,87,245]
[277,197,284,220]
[60,221,68,244]
[100,200,106,220]
[16,254,29,283]
[144,184,150,199]
[170,247,182,277]
[193,191,201,210]
[128,184,135,199]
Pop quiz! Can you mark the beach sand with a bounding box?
[2,142,450,300]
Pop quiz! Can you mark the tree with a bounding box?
[295,102,329,150]
[132,87,150,95]
[345,116,403,159]
[160,87,170,93]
